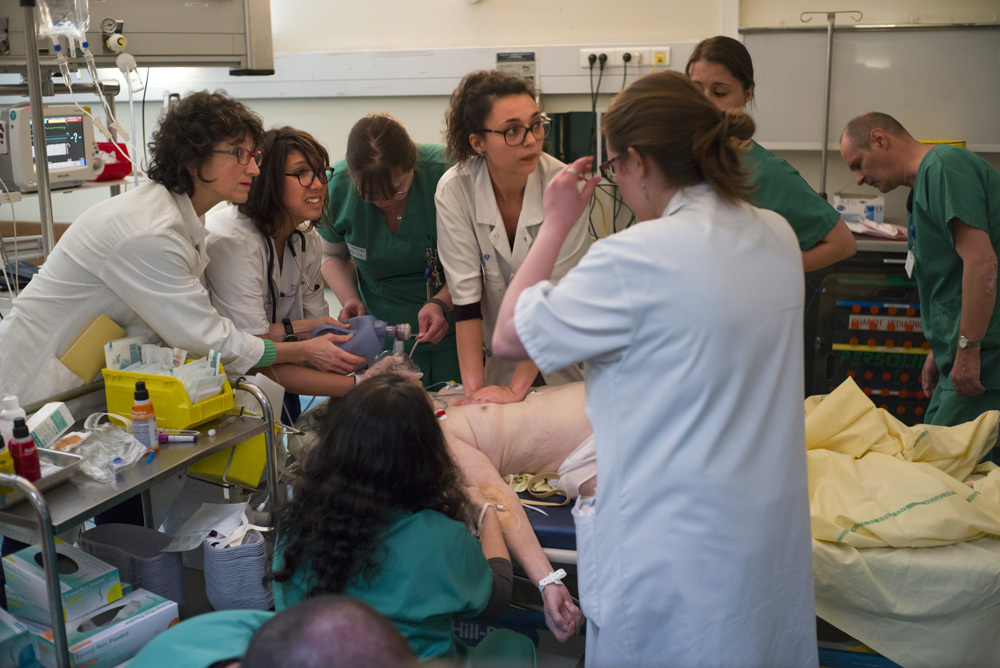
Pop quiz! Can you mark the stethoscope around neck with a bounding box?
[264,229,320,324]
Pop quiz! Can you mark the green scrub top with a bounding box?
[742,140,841,251]
[273,509,493,663]
[908,144,1000,391]
[128,609,271,668]
[321,144,459,386]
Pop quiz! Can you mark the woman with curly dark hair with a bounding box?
[434,70,590,408]
[205,127,363,423]
[269,374,536,666]
[0,90,354,405]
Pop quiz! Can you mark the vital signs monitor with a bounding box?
[0,103,103,193]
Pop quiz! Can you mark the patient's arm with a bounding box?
[447,435,583,641]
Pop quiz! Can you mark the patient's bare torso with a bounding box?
[441,382,593,477]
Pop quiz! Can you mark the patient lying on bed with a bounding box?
[441,381,595,498]
[435,382,594,642]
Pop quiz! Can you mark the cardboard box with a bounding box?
[27,589,179,668]
[0,607,40,667]
[834,193,885,224]
[26,403,75,450]
[3,541,122,624]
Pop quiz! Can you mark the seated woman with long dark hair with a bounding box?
[268,375,538,666]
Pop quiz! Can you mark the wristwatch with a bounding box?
[958,335,982,350]
[282,318,299,342]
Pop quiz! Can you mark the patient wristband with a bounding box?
[538,568,567,593]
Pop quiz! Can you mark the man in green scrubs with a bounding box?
[128,595,415,668]
[841,112,1000,430]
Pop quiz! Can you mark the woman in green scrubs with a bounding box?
[320,114,459,386]
[269,375,537,666]
[687,36,857,272]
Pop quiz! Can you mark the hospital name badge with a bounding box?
[348,243,367,261]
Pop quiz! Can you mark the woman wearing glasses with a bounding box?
[491,71,817,665]
[436,70,589,405]
[0,92,355,406]
[206,127,363,418]
[320,114,459,387]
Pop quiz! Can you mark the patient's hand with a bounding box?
[542,584,584,642]
[455,384,522,406]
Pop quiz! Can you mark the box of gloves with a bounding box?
[0,607,40,667]
[24,589,178,668]
[833,193,885,224]
[3,540,122,624]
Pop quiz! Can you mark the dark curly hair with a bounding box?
[238,126,330,238]
[345,113,418,202]
[444,70,535,162]
[146,90,264,196]
[268,375,469,597]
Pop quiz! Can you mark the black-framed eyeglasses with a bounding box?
[212,147,263,166]
[285,168,332,188]
[599,155,619,183]
[480,116,551,147]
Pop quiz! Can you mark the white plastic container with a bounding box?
[0,396,26,447]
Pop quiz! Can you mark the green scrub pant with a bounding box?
[467,628,537,667]
[925,383,1000,462]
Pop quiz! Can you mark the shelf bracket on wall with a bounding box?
[800,9,862,201]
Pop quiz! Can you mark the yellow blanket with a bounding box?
[806,377,1000,547]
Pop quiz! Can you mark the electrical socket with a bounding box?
[579,47,613,69]
[613,48,647,67]
[651,47,671,66]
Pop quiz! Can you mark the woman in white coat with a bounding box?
[206,127,363,423]
[435,70,589,405]
[493,71,818,667]
[0,93,354,407]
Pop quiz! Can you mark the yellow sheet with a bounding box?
[806,377,1000,547]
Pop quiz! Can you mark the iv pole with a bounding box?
[800,10,862,202]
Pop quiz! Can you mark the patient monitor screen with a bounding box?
[31,115,87,172]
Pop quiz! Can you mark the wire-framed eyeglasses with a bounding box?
[285,168,332,188]
[212,147,264,166]
[481,116,552,146]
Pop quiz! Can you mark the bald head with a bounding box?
[242,595,417,668]
[841,112,910,150]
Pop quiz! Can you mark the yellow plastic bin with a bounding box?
[102,367,234,429]
[186,430,273,489]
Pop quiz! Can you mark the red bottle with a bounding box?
[9,417,41,482]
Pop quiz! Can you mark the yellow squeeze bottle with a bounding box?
[0,441,16,495]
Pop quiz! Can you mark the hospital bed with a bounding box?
[518,501,975,668]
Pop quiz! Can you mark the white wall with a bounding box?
[741,0,1000,27]
[270,0,724,52]
[3,0,997,227]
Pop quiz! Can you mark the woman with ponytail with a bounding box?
[491,70,818,666]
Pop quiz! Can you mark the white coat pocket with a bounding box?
[572,495,601,626]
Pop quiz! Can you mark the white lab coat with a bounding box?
[435,152,589,387]
[515,184,818,667]
[0,183,264,406]
[205,206,328,335]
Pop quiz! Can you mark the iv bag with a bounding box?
[36,0,90,44]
